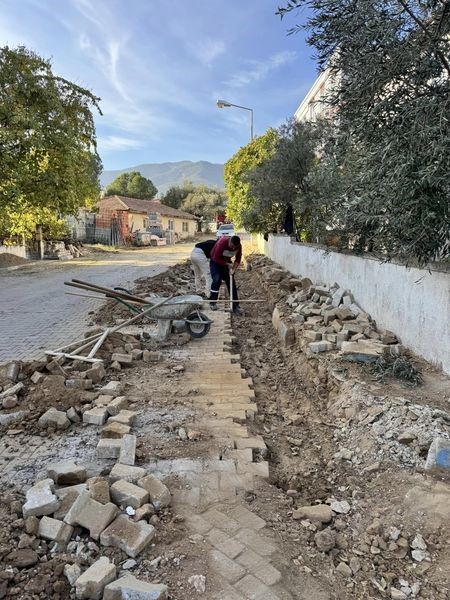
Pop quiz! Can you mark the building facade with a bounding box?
[294,67,335,123]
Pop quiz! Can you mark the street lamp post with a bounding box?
[216,99,254,142]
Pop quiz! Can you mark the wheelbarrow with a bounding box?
[114,288,212,340]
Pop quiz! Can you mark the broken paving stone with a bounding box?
[119,434,136,466]
[100,515,155,558]
[31,371,45,384]
[109,464,146,484]
[87,477,111,504]
[142,350,163,363]
[98,381,123,398]
[85,363,106,384]
[97,438,123,459]
[0,410,27,426]
[38,407,70,430]
[38,515,73,544]
[83,407,109,426]
[339,340,386,363]
[75,556,116,600]
[293,505,333,523]
[101,422,131,439]
[64,563,82,586]
[67,407,81,423]
[103,574,168,600]
[66,378,93,390]
[47,460,86,485]
[54,486,86,521]
[397,431,416,444]
[309,341,335,353]
[0,381,24,399]
[94,395,114,407]
[111,353,133,366]
[64,491,117,540]
[106,396,128,416]
[110,480,149,509]
[108,410,138,426]
[23,478,59,518]
[133,504,155,522]
[137,475,171,509]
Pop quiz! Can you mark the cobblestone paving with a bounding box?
[0,245,191,364]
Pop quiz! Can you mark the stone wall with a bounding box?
[258,235,450,375]
[0,244,28,259]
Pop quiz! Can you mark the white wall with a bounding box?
[0,245,28,259]
[261,235,450,375]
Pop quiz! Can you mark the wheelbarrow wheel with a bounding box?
[186,311,211,339]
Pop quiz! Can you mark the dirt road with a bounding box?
[0,245,192,364]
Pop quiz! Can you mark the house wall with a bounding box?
[260,235,450,375]
[128,212,147,233]
[160,216,196,239]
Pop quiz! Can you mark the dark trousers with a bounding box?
[209,260,239,308]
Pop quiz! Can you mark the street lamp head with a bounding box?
[216,99,232,108]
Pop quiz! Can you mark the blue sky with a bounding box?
[1,0,317,170]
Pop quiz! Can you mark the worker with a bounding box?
[209,235,243,315]
[190,239,216,296]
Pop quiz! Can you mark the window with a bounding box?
[168,220,174,231]
[143,218,149,228]
[182,222,188,232]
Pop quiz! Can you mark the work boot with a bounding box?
[210,303,218,311]
[233,306,244,316]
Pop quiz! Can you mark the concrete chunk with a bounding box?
[94,395,114,407]
[111,353,133,366]
[100,515,155,558]
[137,475,171,510]
[31,371,45,384]
[119,434,136,466]
[64,491,117,540]
[83,407,109,426]
[75,556,116,600]
[109,464,146,484]
[54,485,87,520]
[110,480,149,509]
[101,422,131,439]
[47,460,86,485]
[38,407,70,430]
[425,437,450,476]
[103,574,168,600]
[23,479,59,518]
[38,516,73,544]
[97,438,122,459]
[340,340,386,363]
[108,410,138,426]
[99,381,123,397]
[87,477,111,504]
[85,363,106,384]
[106,396,128,416]
[0,382,24,398]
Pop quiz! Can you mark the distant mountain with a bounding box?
[100,160,225,195]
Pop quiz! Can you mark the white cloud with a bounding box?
[190,38,225,65]
[225,50,297,88]
[98,135,144,151]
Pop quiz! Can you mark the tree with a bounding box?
[105,171,157,200]
[224,129,278,229]
[278,1,450,264]
[160,180,195,208]
[181,186,227,225]
[0,46,102,238]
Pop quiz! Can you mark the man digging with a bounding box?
[209,235,244,316]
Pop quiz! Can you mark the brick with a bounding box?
[202,509,240,534]
[209,549,246,584]
[309,341,334,353]
[98,381,123,397]
[108,410,138,426]
[103,574,168,600]
[237,461,269,478]
[96,438,122,459]
[85,363,106,384]
[278,320,296,347]
[142,350,163,363]
[87,477,110,504]
[23,479,59,518]
[110,480,149,509]
[38,516,73,544]
[106,396,127,416]
[54,485,86,520]
[100,515,155,558]
[236,548,266,570]
[75,556,116,600]
[253,562,282,586]
[31,371,45,384]
[66,378,93,390]
[101,421,131,438]
[340,340,386,363]
[67,407,81,423]
[234,574,275,600]
[119,434,136,466]
[137,474,171,509]
[234,529,276,556]
[94,395,114,406]
[83,407,109,426]
[38,408,70,430]
[184,514,212,535]
[207,528,245,559]
[230,506,266,531]
[111,353,133,366]
[64,491,118,540]
[47,460,86,485]
[235,438,267,456]
[109,464,146,484]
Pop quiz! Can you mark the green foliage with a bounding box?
[105,171,157,200]
[224,129,278,229]
[160,180,195,208]
[372,353,423,386]
[181,186,227,224]
[0,46,102,238]
[277,1,450,264]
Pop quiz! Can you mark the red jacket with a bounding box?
[210,236,242,266]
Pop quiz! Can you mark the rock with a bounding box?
[101,421,131,439]
[22,478,59,518]
[47,460,86,485]
[2,394,18,409]
[188,574,206,593]
[391,589,407,600]
[330,500,351,515]
[137,475,171,509]
[95,395,114,406]
[24,515,39,535]
[272,307,280,331]
[110,480,149,509]
[85,363,106,384]
[335,562,352,578]
[64,491,118,540]
[67,407,81,423]
[314,529,336,552]
[83,407,109,426]
[5,548,39,568]
[103,574,168,599]
[122,559,137,570]
[64,563,82,586]
[292,505,333,523]
[119,434,137,466]
[109,464,146,484]
[38,516,73,544]
[411,533,427,550]
[100,515,155,558]
[38,407,70,430]
[411,549,430,562]
[425,437,450,475]
[75,556,116,599]
[0,382,24,399]
[133,504,155,522]
[31,371,45,384]
[0,410,27,426]
[98,381,123,397]
[349,557,361,574]
[87,477,111,504]
[106,396,128,416]
[397,431,416,444]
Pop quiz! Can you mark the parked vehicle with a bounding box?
[216,223,235,238]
